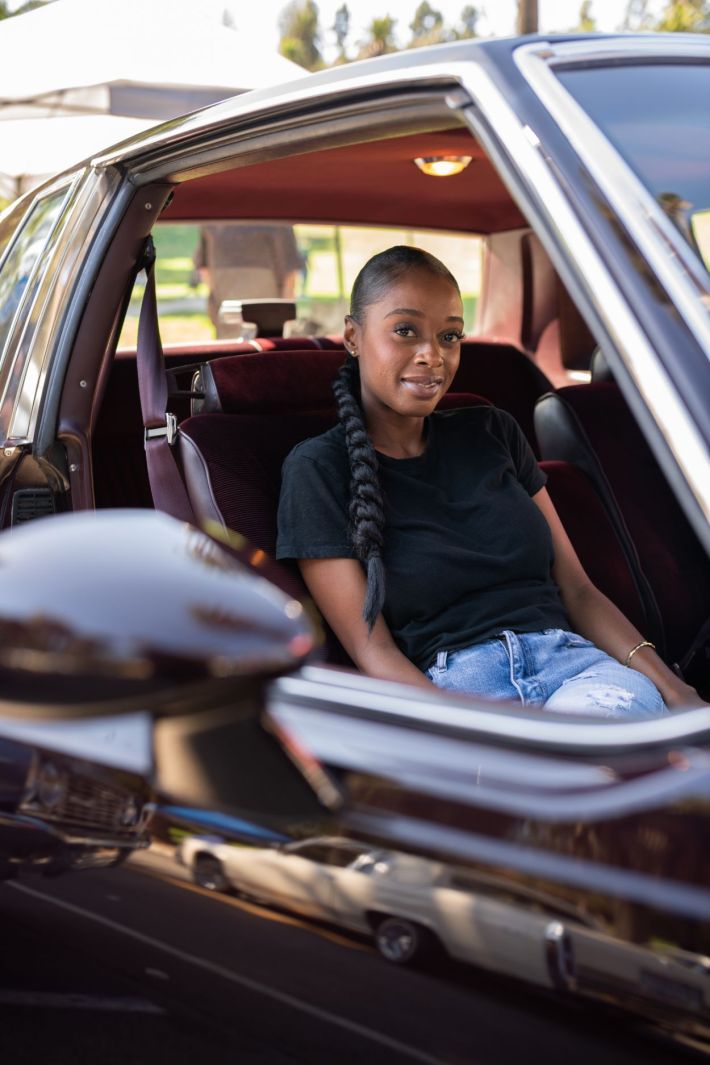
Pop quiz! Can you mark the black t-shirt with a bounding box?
[276,406,570,671]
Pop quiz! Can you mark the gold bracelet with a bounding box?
[624,640,655,667]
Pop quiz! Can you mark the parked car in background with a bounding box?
[0,31,709,1060]
[177,834,377,912]
[0,732,153,879]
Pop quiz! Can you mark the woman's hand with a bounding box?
[662,678,710,711]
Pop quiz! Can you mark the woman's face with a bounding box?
[344,268,464,423]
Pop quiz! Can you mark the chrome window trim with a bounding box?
[514,39,710,337]
[271,666,710,754]
[0,175,74,277]
[93,61,475,176]
[455,59,710,531]
[7,167,121,443]
[0,180,76,440]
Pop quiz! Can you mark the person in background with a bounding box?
[193,223,305,338]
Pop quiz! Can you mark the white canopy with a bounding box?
[0,0,303,118]
[0,115,157,198]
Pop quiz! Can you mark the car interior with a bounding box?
[52,102,710,697]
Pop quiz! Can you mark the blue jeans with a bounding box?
[426,629,667,719]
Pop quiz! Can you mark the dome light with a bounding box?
[413,155,473,177]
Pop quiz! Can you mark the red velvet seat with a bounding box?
[535,382,710,670]
[194,340,552,453]
[453,341,553,456]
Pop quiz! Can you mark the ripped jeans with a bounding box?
[426,629,667,719]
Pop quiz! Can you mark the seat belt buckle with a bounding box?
[144,412,177,449]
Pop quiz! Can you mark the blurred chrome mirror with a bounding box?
[0,511,329,822]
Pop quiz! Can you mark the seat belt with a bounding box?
[136,236,195,524]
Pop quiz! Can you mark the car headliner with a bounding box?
[161,127,527,234]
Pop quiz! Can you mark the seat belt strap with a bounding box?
[136,236,195,524]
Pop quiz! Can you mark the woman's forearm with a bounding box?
[563,583,701,708]
[355,637,435,689]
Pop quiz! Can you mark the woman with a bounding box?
[276,246,700,717]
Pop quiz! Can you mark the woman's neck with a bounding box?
[365,409,428,459]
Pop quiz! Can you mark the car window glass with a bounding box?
[555,62,710,277]
[116,221,483,348]
[0,189,67,368]
[287,843,332,863]
[325,846,365,868]
[0,198,31,268]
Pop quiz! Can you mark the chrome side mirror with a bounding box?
[0,511,328,822]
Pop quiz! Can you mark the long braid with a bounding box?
[332,355,386,630]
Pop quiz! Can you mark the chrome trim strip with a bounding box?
[455,60,710,527]
[0,179,76,436]
[8,168,121,442]
[271,667,710,752]
[518,34,710,64]
[92,61,475,171]
[268,700,710,821]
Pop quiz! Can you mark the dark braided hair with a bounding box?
[333,246,461,630]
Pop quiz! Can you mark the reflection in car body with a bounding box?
[0,30,709,1058]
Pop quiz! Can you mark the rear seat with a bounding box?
[93,340,344,508]
[452,341,552,456]
[191,338,553,453]
[535,382,710,673]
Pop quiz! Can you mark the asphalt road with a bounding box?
[0,848,698,1064]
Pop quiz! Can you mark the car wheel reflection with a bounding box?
[192,854,231,894]
[373,916,438,966]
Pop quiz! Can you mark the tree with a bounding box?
[576,0,597,30]
[332,2,350,63]
[655,0,710,31]
[356,15,398,59]
[278,0,324,71]
[455,4,480,38]
[222,7,237,29]
[621,0,653,29]
[12,0,51,11]
[409,1,447,46]
[0,0,53,15]
[516,0,538,34]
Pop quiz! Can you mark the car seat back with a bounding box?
[535,382,710,666]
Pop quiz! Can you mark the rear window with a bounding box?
[117,221,483,348]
